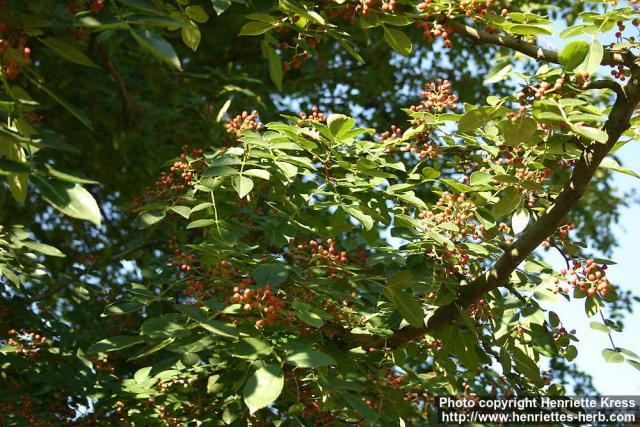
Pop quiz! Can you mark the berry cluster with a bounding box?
[415,20,454,48]
[229,283,289,327]
[0,33,31,80]
[298,106,326,122]
[384,369,406,388]
[514,166,553,185]
[379,124,403,141]
[561,258,611,298]
[282,50,309,71]
[284,237,349,279]
[144,145,203,199]
[5,329,46,360]
[66,0,104,13]
[225,110,261,135]
[418,191,482,240]
[359,0,397,15]
[410,80,458,114]
[405,140,440,161]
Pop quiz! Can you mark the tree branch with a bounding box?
[332,70,640,351]
[98,43,131,127]
[449,21,635,69]
[384,69,640,349]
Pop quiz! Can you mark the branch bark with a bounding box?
[449,21,635,69]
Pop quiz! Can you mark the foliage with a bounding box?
[1,0,640,425]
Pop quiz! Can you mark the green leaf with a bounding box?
[327,114,356,138]
[137,210,165,228]
[589,321,612,333]
[511,347,543,385]
[253,263,288,286]
[585,296,600,317]
[341,392,378,425]
[103,300,144,316]
[141,314,189,339]
[343,206,374,230]
[211,0,232,15]
[565,345,578,362]
[576,39,603,75]
[199,319,239,339]
[570,123,608,143]
[469,171,492,186]
[388,271,413,290]
[285,349,336,368]
[185,5,209,23]
[130,29,182,71]
[492,187,522,218]
[602,348,625,363]
[24,74,93,130]
[169,205,191,219]
[126,14,190,29]
[383,287,424,328]
[511,208,529,234]
[500,117,538,146]
[243,168,270,180]
[599,157,639,178]
[233,338,271,360]
[232,175,254,198]
[3,143,28,203]
[44,164,98,184]
[117,0,161,14]
[383,26,412,56]
[459,106,508,133]
[292,301,325,328]
[558,40,589,71]
[35,177,101,225]
[265,42,283,91]
[243,364,284,414]
[0,158,29,175]
[627,359,640,371]
[22,241,65,257]
[510,24,553,36]
[87,336,144,355]
[181,23,201,51]
[40,37,99,68]
[240,21,275,36]
[245,13,278,24]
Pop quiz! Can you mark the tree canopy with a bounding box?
[1,0,640,425]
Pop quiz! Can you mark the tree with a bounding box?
[1,0,639,424]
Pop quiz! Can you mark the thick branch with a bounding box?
[449,21,635,69]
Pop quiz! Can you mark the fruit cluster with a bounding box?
[0,31,31,80]
[229,283,289,327]
[298,106,326,122]
[284,237,349,279]
[5,329,46,360]
[562,258,611,298]
[411,79,458,114]
[144,145,203,199]
[225,110,261,135]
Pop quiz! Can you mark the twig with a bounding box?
[449,21,635,69]
[98,43,131,127]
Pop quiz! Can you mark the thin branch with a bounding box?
[449,21,635,69]
[584,80,626,99]
[552,243,571,270]
[98,43,131,127]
